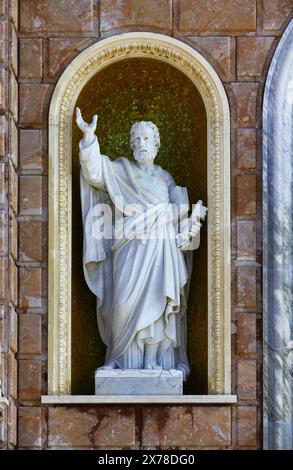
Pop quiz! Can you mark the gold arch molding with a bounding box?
[48,32,231,396]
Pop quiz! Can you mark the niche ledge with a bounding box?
[41,395,237,405]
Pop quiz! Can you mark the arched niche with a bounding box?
[47,33,231,398]
[263,19,293,449]
[72,57,207,395]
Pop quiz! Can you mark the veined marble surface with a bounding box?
[263,18,293,450]
[95,369,183,395]
[41,394,237,404]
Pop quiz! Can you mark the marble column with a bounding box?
[263,19,293,450]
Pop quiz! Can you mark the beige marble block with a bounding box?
[95,369,183,395]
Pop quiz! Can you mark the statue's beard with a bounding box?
[134,149,157,162]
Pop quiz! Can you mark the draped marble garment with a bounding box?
[80,137,193,379]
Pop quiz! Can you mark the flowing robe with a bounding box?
[80,137,193,379]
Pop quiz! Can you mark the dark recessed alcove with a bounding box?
[71,57,207,394]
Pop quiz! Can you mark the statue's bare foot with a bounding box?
[144,363,162,370]
[97,361,116,371]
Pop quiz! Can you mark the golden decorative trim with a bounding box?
[48,33,231,395]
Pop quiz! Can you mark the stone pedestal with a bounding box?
[95,369,183,395]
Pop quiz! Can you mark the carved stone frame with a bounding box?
[47,33,231,396]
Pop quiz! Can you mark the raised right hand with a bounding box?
[76,107,98,135]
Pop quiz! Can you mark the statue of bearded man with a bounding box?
[76,108,205,381]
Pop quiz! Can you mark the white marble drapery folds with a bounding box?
[80,137,194,379]
[263,19,293,450]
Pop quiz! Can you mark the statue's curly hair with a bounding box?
[130,121,160,151]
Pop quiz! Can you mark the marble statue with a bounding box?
[76,108,207,381]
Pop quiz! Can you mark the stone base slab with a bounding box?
[95,369,183,395]
[42,394,237,404]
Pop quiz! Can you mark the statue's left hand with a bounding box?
[176,220,201,250]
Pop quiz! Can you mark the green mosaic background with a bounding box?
[72,58,207,394]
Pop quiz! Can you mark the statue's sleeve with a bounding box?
[79,135,114,301]
[79,135,107,191]
[161,169,176,193]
